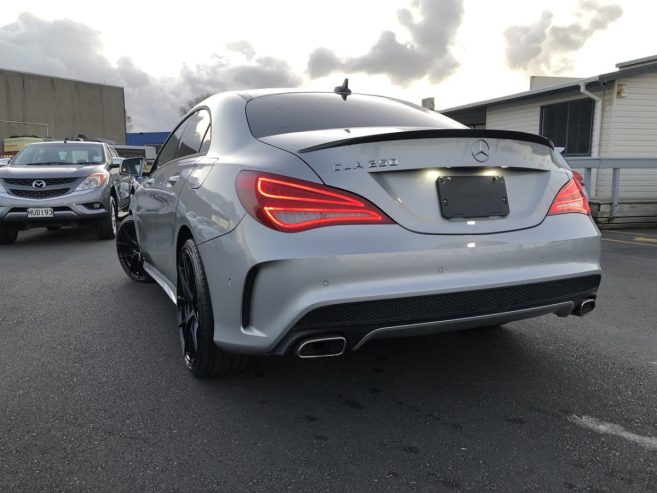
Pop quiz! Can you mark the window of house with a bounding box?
[540,99,594,156]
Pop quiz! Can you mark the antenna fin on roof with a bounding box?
[334,78,351,100]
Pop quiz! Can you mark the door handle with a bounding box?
[167,175,180,185]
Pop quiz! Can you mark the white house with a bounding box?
[440,55,657,227]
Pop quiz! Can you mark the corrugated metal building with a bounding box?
[0,68,126,146]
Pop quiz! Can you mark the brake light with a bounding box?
[572,170,585,187]
[236,171,393,232]
[547,178,590,216]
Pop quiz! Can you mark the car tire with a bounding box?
[0,227,18,245]
[96,196,118,240]
[177,238,250,377]
[116,217,153,283]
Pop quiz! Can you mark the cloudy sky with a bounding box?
[0,0,652,131]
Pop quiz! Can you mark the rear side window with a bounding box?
[156,120,188,167]
[178,109,211,158]
[199,125,212,154]
[246,93,461,138]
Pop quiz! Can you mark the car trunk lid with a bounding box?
[259,128,570,235]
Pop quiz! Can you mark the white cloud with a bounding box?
[0,13,301,131]
[504,0,623,74]
[308,0,464,86]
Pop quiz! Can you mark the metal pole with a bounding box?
[611,168,621,219]
[584,168,593,197]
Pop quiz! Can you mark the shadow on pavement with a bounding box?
[9,226,102,246]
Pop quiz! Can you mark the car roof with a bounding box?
[233,88,400,102]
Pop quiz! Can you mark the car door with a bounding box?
[136,109,211,281]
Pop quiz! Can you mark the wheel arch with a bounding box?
[108,185,120,213]
[176,224,195,258]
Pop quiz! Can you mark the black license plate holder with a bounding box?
[436,175,510,219]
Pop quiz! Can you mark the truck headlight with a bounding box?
[75,172,108,192]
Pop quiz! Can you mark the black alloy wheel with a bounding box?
[177,238,249,377]
[177,245,201,370]
[115,217,153,283]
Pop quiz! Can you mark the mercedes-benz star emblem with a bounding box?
[32,180,47,189]
[471,140,490,162]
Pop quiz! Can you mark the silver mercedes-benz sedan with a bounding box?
[116,85,601,377]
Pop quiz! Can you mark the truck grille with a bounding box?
[9,188,70,199]
[3,177,77,186]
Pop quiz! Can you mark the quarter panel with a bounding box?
[181,143,322,246]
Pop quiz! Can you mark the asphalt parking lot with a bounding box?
[1,227,656,491]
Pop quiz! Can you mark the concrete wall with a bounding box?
[0,69,126,144]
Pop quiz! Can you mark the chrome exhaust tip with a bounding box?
[573,298,596,317]
[296,336,347,358]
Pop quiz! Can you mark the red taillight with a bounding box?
[572,170,585,187]
[547,178,590,216]
[236,171,393,232]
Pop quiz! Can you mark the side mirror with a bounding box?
[0,158,9,167]
[109,157,123,170]
[555,147,566,155]
[119,157,145,176]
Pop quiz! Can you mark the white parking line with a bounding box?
[568,415,657,451]
[602,238,657,247]
[604,230,657,238]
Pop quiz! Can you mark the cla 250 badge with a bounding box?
[333,158,398,172]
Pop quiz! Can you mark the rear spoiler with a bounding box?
[298,129,553,154]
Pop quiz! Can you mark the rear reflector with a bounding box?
[547,178,590,216]
[236,171,393,232]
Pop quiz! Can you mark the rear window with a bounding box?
[246,93,461,138]
[13,143,105,165]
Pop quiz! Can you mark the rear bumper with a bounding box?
[0,187,110,229]
[277,276,599,353]
[197,213,602,355]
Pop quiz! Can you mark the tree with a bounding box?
[179,93,213,116]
